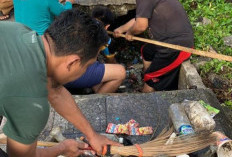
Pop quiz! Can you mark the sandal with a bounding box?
[0,14,10,21]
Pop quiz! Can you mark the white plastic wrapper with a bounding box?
[182,100,216,131]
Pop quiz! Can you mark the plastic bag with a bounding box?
[182,100,216,131]
[199,100,220,118]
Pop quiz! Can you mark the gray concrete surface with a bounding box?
[74,0,136,16]
[40,88,232,144]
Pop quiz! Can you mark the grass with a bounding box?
[179,0,232,107]
[180,0,232,55]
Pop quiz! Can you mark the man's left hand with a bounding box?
[88,133,122,155]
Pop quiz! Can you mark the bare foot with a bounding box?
[142,83,155,93]
[0,15,9,20]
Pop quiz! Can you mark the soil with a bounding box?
[202,75,232,106]
[199,64,232,107]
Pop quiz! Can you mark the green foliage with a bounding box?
[223,100,232,109]
[180,0,232,55]
[179,0,232,79]
[199,59,232,77]
[180,0,232,108]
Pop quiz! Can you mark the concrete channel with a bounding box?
[39,60,232,149]
[1,1,232,155]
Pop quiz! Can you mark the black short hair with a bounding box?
[92,6,115,26]
[45,8,109,65]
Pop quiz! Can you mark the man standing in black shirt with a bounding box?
[114,0,194,92]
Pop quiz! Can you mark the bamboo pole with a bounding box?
[0,134,58,147]
[107,31,232,62]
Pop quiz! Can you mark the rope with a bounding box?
[135,144,143,157]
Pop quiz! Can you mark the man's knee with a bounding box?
[116,64,126,81]
[103,64,126,82]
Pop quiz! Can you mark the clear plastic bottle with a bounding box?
[169,103,193,157]
[169,103,194,135]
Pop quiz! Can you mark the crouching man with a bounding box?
[0,9,119,157]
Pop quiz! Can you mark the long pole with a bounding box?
[0,133,58,147]
[107,31,232,62]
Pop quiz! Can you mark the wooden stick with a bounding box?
[37,141,58,147]
[107,31,232,62]
[0,134,58,147]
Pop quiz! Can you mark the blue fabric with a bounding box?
[65,61,105,88]
[102,47,110,56]
[13,0,72,35]
[102,38,112,56]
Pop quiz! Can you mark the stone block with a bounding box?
[179,60,206,89]
[223,35,232,48]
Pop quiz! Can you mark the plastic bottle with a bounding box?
[169,103,193,157]
[169,103,194,135]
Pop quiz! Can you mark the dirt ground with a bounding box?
[202,75,232,105]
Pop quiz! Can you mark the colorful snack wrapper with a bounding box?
[106,119,153,135]
[106,123,129,134]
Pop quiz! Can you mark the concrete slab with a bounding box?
[40,95,107,140]
[155,88,231,138]
[106,93,170,144]
[40,88,232,143]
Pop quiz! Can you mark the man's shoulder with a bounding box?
[0,21,37,39]
[0,21,27,29]
[0,21,44,58]
[0,21,47,98]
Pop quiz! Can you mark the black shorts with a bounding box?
[65,61,105,89]
[141,43,182,91]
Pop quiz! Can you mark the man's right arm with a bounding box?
[7,137,88,157]
[114,18,136,37]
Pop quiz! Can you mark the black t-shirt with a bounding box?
[136,0,194,48]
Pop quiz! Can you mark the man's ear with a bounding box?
[105,24,110,30]
[66,55,81,72]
